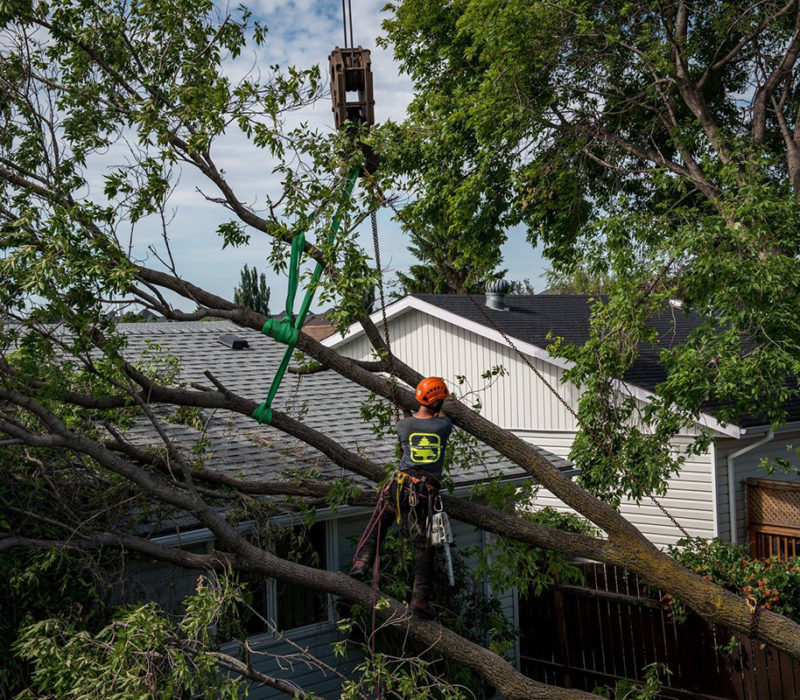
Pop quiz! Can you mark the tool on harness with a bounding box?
[430,499,455,586]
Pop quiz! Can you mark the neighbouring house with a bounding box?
[302,310,337,341]
[115,320,552,698]
[323,289,800,556]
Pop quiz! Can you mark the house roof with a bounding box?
[118,321,569,533]
[412,293,698,397]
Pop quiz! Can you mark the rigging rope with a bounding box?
[371,208,401,424]
[252,168,359,425]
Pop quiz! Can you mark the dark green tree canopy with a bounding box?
[382,0,800,498]
[234,264,271,317]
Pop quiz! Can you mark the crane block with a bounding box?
[329,46,375,129]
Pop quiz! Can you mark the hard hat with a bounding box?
[415,377,449,406]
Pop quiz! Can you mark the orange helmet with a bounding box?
[415,377,449,406]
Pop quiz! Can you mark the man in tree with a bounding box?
[350,377,453,619]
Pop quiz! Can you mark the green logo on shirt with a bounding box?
[409,433,442,463]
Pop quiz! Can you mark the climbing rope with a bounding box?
[252,168,359,425]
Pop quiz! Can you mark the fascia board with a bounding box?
[321,296,417,348]
[322,296,742,439]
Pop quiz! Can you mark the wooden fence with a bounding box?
[747,478,800,561]
[519,563,800,699]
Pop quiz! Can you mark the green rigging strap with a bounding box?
[252,169,359,425]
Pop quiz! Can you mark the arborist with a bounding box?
[349,377,453,619]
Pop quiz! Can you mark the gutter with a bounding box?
[739,420,800,438]
[727,430,774,544]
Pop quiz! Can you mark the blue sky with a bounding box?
[111,0,546,314]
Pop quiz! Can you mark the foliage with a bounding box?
[13,575,245,699]
[593,661,670,700]
[668,538,800,624]
[233,264,271,317]
[543,265,614,295]
[0,548,113,697]
[381,0,800,501]
[3,0,800,696]
[468,500,595,597]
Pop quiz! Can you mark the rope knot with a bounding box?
[261,318,298,346]
[252,402,273,425]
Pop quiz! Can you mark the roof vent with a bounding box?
[485,279,510,311]
[217,333,250,350]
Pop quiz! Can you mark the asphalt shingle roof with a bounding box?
[118,321,569,533]
[412,294,702,394]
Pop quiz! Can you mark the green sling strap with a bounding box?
[252,168,359,425]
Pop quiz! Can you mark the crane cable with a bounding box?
[371,208,401,424]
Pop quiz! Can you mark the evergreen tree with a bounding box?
[233,264,270,316]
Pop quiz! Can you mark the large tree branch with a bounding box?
[0,387,591,699]
[753,4,800,144]
[668,2,733,164]
[698,0,796,89]
[105,273,800,657]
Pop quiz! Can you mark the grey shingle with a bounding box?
[117,321,567,531]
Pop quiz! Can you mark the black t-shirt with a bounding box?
[396,415,453,480]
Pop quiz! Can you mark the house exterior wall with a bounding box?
[333,308,718,549]
[714,431,800,544]
[338,309,582,432]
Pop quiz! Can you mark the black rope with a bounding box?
[340,0,348,47]
[371,209,401,424]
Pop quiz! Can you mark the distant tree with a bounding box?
[395,228,496,295]
[233,264,270,316]
[507,278,536,295]
[543,266,613,295]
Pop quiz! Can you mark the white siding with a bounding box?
[338,309,581,432]
[715,431,800,544]
[516,431,717,548]
[336,311,719,548]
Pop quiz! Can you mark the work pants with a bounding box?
[355,473,437,605]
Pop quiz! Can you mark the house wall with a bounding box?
[125,508,516,699]
[714,431,800,544]
[335,309,718,549]
[337,309,582,432]
[516,430,717,548]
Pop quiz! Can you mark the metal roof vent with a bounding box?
[485,279,510,311]
[217,333,250,350]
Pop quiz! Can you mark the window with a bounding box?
[243,521,329,635]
